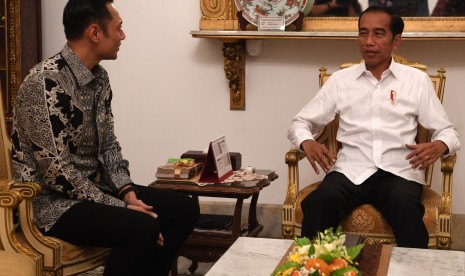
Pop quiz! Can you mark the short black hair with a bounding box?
[63,0,114,41]
[358,6,404,37]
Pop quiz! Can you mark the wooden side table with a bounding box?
[149,170,278,275]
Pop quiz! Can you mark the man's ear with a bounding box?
[87,24,100,43]
[393,34,402,49]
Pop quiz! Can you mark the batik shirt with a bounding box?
[11,44,131,231]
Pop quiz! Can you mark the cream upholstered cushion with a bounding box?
[0,251,36,276]
[294,181,440,240]
[60,240,110,265]
[15,232,110,267]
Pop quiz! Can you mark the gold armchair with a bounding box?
[0,87,42,275]
[0,86,110,275]
[0,180,42,276]
[282,55,457,249]
[12,182,111,275]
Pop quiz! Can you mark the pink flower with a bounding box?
[255,5,267,15]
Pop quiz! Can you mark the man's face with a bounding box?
[358,11,400,71]
[97,3,125,60]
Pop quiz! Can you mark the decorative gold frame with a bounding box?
[200,0,465,33]
[1,0,41,126]
[4,0,21,122]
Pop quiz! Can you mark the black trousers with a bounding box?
[300,170,429,248]
[46,185,199,276]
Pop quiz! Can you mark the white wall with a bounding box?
[42,1,464,214]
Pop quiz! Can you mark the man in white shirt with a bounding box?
[287,6,460,248]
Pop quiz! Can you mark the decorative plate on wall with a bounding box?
[234,0,314,27]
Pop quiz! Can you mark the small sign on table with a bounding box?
[198,136,233,183]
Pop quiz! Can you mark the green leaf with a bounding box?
[294,236,311,247]
[272,261,301,276]
[309,244,315,256]
[329,251,343,260]
[347,243,364,260]
[317,253,334,264]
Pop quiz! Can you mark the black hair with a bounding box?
[358,6,404,38]
[63,0,114,40]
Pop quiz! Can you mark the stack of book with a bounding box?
[155,158,203,180]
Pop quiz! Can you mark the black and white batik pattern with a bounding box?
[11,44,131,231]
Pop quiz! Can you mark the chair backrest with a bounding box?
[316,54,446,187]
[0,85,13,180]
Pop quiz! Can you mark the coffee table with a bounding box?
[206,237,293,275]
[150,170,278,275]
[206,237,465,276]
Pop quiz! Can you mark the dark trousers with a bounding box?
[300,170,429,248]
[47,185,199,276]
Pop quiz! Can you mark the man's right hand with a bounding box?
[124,192,158,219]
[123,190,164,246]
[301,139,336,174]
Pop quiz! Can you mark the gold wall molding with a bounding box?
[222,41,245,110]
[7,0,21,121]
[1,0,41,127]
[199,0,465,33]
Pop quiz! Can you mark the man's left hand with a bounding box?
[406,141,448,170]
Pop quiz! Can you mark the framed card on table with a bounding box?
[198,136,233,183]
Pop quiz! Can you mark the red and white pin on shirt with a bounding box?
[390,90,396,105]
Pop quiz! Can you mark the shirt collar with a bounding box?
[358,57,398,79]
[387,57,401,79]
[354,62,366,79]
[60,44,104,87]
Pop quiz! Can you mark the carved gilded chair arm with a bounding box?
[439,154,456,215]
[0,180,22,210]
[11,182,62,268]
[0,188,22,207]
[10,182,43,236]
[0,181,43,275]
[11,182,42,198]
[284,148,306,206]
[283,148,306,238]
[0,182,23,251]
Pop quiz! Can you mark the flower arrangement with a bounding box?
[273,227,364,276]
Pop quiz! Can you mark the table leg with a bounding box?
[232,198,244,238]
[248,194,259,229]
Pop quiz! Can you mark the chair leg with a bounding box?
[188,260,198,274]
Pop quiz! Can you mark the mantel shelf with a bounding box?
[191,30,465,41]
[191,29,465,110]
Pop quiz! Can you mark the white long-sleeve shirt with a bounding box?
[288,59,460,185]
